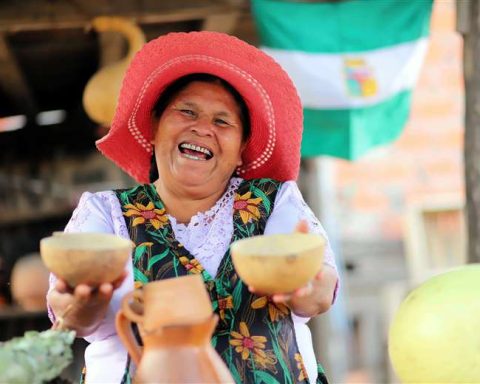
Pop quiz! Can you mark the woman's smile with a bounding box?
[178,142,213,161]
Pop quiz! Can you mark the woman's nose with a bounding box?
[190,116,213,136]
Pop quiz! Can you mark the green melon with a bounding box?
[389,264,480,383]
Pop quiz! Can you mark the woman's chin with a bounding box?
[180,176,210,187]
[168,160,231,190]
[174,170,230,192]
[174,168,214,187]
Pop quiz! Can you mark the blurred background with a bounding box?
[0,0,470,382]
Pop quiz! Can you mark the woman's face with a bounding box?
[152,81,245,191]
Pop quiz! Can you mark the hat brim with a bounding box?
[97,31,303,183]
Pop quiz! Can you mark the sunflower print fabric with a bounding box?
[115,178,328,384]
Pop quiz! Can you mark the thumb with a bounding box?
[294,219,309,234]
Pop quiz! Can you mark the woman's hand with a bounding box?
[270,264,337,317]
[248,220,338,318]
[47,272,127,337]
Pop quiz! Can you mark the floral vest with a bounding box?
[114,178,328,384]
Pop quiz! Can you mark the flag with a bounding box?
[252,0,433,160]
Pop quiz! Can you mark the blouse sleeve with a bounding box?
[264,181,337,270]
[63,192,116,234]
[47,191,134,343]
[264,181,340,319]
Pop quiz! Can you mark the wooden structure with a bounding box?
[457,0,480,263]
[0,0,252,304]
[0,0,254,226]
[405,196,466,285]
[0,1,253,379]
[0,0,253,123]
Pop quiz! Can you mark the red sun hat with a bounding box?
[96,31,303,183]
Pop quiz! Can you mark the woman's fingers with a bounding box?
[49,279,119,335]
[271,281,314,303]
[248,285,269,297]
[74,284,93,300]
[55,270,126,299]
[48,286,73,309]
[314,269,324,280]
[249,286,291,303]
[271,293,292,303]
[72,283,117,303]
[111,271,127,289]
[295,281,314,296]
[55,279,69,293]
[249,280,314,304]
[294,219,309,234]
[98,283,114,300]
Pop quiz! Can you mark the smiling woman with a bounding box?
[46,31,340,384]
[150,77,247,216]
[148,73,251,196]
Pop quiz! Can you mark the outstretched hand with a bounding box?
[48,271,127,336]
[248,219,324,305]
[55,272,126,297]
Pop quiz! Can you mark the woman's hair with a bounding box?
[149,73,251,183]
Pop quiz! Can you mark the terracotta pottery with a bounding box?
[40,232,133,287]
[82,16,146,126]
[116,275,234,383]
[230,233,325,295]
[10,253,50,311]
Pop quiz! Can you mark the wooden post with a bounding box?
[0,34,37,118]
[457,0,480,262]
[299,158,349,383]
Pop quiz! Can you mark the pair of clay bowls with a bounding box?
[40,231,325,295]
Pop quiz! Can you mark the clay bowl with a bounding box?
[40,233,134,287]
[230,233,325,295]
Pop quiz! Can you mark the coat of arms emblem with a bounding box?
[344,58,378,98]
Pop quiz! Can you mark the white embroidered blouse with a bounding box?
[48,178,338,384]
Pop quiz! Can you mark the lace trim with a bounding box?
[170,178,243,276]
[169,177,242,229]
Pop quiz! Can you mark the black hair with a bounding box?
[149,73,251,183]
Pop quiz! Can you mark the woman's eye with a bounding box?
[180,109,196,117]
[215,118,230,126]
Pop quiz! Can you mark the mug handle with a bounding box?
[115,290,144,365]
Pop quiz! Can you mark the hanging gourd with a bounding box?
[83,17,146,126]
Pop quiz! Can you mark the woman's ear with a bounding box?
[150,115,159,144]
[236,143,247,167]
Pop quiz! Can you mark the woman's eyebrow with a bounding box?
[216,111,232,118]
[176,101,197,108]
[176,100,235,118]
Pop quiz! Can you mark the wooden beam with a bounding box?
[202,13,240,34]
[459,0,480,262]
[0,34,37,117]
[0,4,235,33]
[456,0,470,34]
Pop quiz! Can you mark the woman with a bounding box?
[47,31,339,384]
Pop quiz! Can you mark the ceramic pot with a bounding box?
[116,275,234,383]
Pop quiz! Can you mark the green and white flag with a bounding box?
[252,0,433,160]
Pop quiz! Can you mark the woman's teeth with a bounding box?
[184,153,205,161]
[179,143,213,160]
